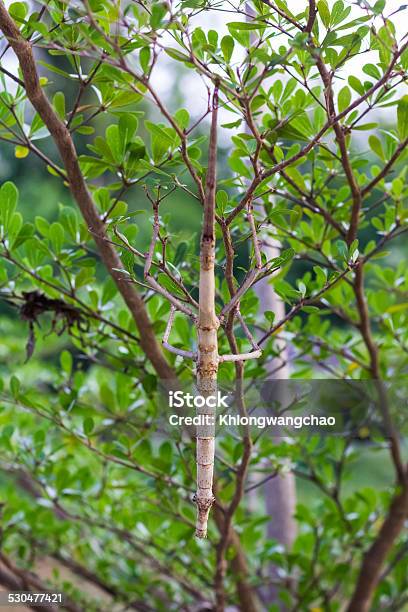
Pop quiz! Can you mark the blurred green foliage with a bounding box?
[0,0,407,610]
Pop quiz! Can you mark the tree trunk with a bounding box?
[346,485,408,612]
[254,236,297,606]
[243,5,297,567]
[0,2,174,382]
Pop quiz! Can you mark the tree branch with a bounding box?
[0,2,174,380]
[346,485,408,612]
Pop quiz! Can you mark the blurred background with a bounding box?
[0,1,407,608]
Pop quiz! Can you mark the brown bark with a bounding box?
[214,506,261,612]
[313,50,362,247]
[305,5,408,607]
[0,2,174,380]
[0,8,261,611]
[347,263,408,610]
[346,485,408,612]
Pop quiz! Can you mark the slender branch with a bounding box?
[226,38,408,225]
[361,137,408,197]
[353,262,405,484]
[145,275,196,319]
[162,306,196,359]
[247,203,263,269]
[221,268,259,318]
[237,310,261,351]
[259,264,356,346]
[309,22,362,247]
[219,350,261,362]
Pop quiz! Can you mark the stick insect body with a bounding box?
[119,87,269,537]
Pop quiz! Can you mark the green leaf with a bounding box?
[49,222,64,253]
[127,138,146,165]
[102,277,117,304]
[34,430,46,448]
[10,376,20,399]
[119,114,138,147]
[303,305,319,313]
[2,424,14,441]
[208,29,218,49]
[157,273,185,297]
[9,2,28,21]
[174,241,188,266]
[60,350,73,374]
[285,167,306,191]
[8,212,22,244]
[331,0,347,26]
[336,240,348,260]
[34,217,50,238]
[145,121,176,152]
[75,267,94,289]
[192,27,207,54]
[372,24,395,65]
[348,76,364,96]
[227,23,250,47]
[109,90,143,109]
[150,3,167,28]
[140,47,150,73]
[142,374,157,394]
[318,0,331,28]
[362,63,381,80]
[227,21,267,31]
[0,182,18,230]
[37,60,70,79]
[53,92,65,119]
[264,310,275,325]
[174,109,190,130]
[338,86,351,113]
[368,134,384,160]
[59,208,78,240]
[281,78,297,102]
[164,48,191,63]
[94,187,111,212]
[15,145,29,159]
[373,0,386,15]
[105,124,123,164]
[313,266,327,287]
[13,221,34,249]
[228,154,251,178]
[397,96,408,141]
[83,417,94,436]
[221,35,234,62]
[216,190,228,214]
[76,126,95,136]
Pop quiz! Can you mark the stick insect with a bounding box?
[115,86,291,538]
